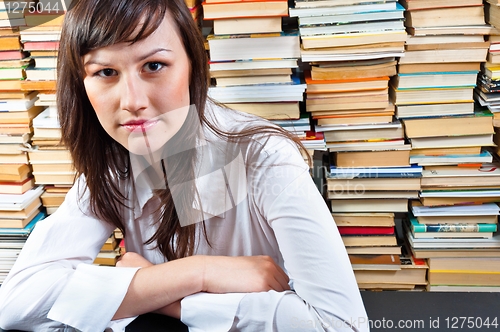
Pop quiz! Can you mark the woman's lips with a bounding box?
[122,119,159,132]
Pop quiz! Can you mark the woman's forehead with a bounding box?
[82,12,182,55]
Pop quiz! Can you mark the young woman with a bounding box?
[0,0,368,331]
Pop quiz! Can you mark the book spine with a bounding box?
[418,223,498,233]
[337,226,395,235]
[328,172,422,178]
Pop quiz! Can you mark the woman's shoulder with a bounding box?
[205,100,270,131]
[204,100,306,165]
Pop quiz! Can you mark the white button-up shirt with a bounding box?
[0,104,368,332]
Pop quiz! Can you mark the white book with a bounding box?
[326,139,405,151]
[32,108,60,129]
[421,164,500,178]
[298,7,404,25]
[0,186,44,210]
[209,59,298,71]
[315,121,402,132]
[420,190,500,198]
[410,134,494,149]
[289,1,398,17]
[34,57,58,69]
[20,33,61,42]
[301,51,405,62]
[410,151,493,166]
[299,19,404,36]
[0,95,38,112]
[407,231,500,249]
[411,203,500,216]
[208,83,306,103]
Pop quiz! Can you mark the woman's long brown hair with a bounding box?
[58,0,309,260]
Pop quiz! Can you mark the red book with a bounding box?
[337,226,395,236]
[304,131,324,140]
[0,50,29,61]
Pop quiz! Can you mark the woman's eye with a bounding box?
[144,62,164,73]
[95,68,116,77]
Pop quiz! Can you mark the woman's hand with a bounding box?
[201,255,290,294]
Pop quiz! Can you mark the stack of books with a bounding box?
[290,0,406,62]
[0,91,42,193]
[0,25,41,183]
[27,108,74,215]
[20,7,63,93]
[405,162,500,292]
[478,1,500,130]
[327,165,421,214]
[0,186,45,284]
[305,75,394,135]
[291,2,406,162]
[427,256,500,292]
[406,202,500,255]
[327,164,424,290]
[305,60,396,130]
[290,0,406,133]
[93,232,122,267]
[203,0,305,120]
[352,245,428,291]
[395,0,491,125]
[477,63,500,130]
[486,0,500,64]
[0,26,29,86]
[402,110,495,166]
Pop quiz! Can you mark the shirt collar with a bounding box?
[129,134,247,223]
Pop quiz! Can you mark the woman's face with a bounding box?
[82,13,191,156]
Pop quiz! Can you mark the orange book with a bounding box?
[305,73,390,85]
[0,36,22,51]
[202,0,288,20]
[21,80,56,92]
[305,74,390,93]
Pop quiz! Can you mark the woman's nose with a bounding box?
[120,74,149,113]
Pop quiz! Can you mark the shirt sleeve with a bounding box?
[0,176,140,332]
[180,137,369,331]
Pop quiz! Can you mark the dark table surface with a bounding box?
[2,291,500,331]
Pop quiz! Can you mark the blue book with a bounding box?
[408,214,498,233]
[0,210,46,237]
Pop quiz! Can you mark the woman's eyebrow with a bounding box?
[83,48,172,67]
[137,48,172,62]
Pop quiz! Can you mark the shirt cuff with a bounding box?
[47,264,140,332]
[106,317,138,332]
[180,292,246,332]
